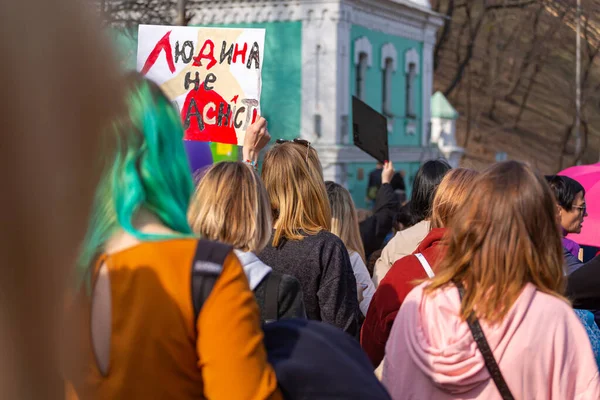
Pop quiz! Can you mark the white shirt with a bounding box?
[233,250,272,291]
[349,251,376,316]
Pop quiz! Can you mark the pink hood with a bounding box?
[383,282,600,399]
[400,283,534,393]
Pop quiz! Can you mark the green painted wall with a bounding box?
[348,24,424,209]
[348,161,422,209]
[349,25,423,147]
[110,28,138,71]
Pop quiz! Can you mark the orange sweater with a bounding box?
[66,238,281,400]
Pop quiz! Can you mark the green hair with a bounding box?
[77,75,194,288]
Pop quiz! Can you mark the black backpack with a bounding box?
[191,240,279,323]
[190,240,390,400]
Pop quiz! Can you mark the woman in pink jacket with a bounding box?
[383,161,600,400]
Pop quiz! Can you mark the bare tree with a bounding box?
[434,0,600,172]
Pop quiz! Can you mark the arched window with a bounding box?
[406,62,417,118]
[382,58,393,115]
[381,43,397,116]
[356,53,368,100]
[405,48,419,119]
[354,37,372,100]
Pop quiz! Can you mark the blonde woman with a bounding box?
[383,162,600,399]
[259,141,360,337]
[325,181,376,316]
[362,168,478,370]
[189,161,306,322]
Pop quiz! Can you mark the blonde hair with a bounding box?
[426,161,566,325]
[325,182,366,263]
[262,142,331,246]
[430,168,480,229]
[188,162,272,253]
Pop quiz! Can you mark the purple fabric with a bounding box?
[183,140,213,176]
[563,236,581,258]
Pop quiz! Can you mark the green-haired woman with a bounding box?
[65,74,281,400]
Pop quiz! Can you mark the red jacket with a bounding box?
[360,228,447,367]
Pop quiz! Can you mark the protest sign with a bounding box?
[352,96,389,164]
[137,24,265,145]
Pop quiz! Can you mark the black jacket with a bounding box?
[360,183,399,260]
[254,271,307,322]
[567,254,600,309]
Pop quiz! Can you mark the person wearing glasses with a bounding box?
[382,162,600,400]
[545,175,588,273]
[259,139,361,338]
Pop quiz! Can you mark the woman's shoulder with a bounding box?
[311,230,347,249]
[529,288,577,318]
[105,238,239,272]
[106,237,199,260]
[398,220,430,238]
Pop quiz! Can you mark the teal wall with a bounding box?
[349,25,423,147]
[347,161,415,210]
[110,29,138,71]
[348,24,424,209]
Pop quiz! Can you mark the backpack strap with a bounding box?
[264,272,281,323]
[456,282,515,400]
[414,253,435,278]
[191,240,233,324]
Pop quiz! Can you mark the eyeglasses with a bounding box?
[573,204,587,214]
[276,138,312,162]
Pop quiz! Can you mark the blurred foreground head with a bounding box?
[427,161,565,324]
[0,0,123,397]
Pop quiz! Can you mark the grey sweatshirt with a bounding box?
[258,230,361,337]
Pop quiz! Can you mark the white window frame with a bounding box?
[381,43,397,117]
[354,37,372,100]
[404,48,419,119]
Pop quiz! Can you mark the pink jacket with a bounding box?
[383,282,600,400]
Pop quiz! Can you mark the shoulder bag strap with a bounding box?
[456,282,515,400]
[414,253,435,278]
[191,240,233,323]
[264,272,281,323]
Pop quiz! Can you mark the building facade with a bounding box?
[188,0,444,207]
[115,0,445,208]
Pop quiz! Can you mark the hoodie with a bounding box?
[361,228,446,367]
[383,282,600,399]
[234,250,272,290]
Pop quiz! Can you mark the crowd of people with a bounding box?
[6,1,600,398]
[59,72,600,399]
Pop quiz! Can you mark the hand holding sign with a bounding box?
[382,161,395,185]
[243,117,270,163]
[137,25,265,146]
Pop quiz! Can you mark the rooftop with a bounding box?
[431,91,459,120]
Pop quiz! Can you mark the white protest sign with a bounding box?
[137,24,265,145]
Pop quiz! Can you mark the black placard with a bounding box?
[352,96,389,164]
